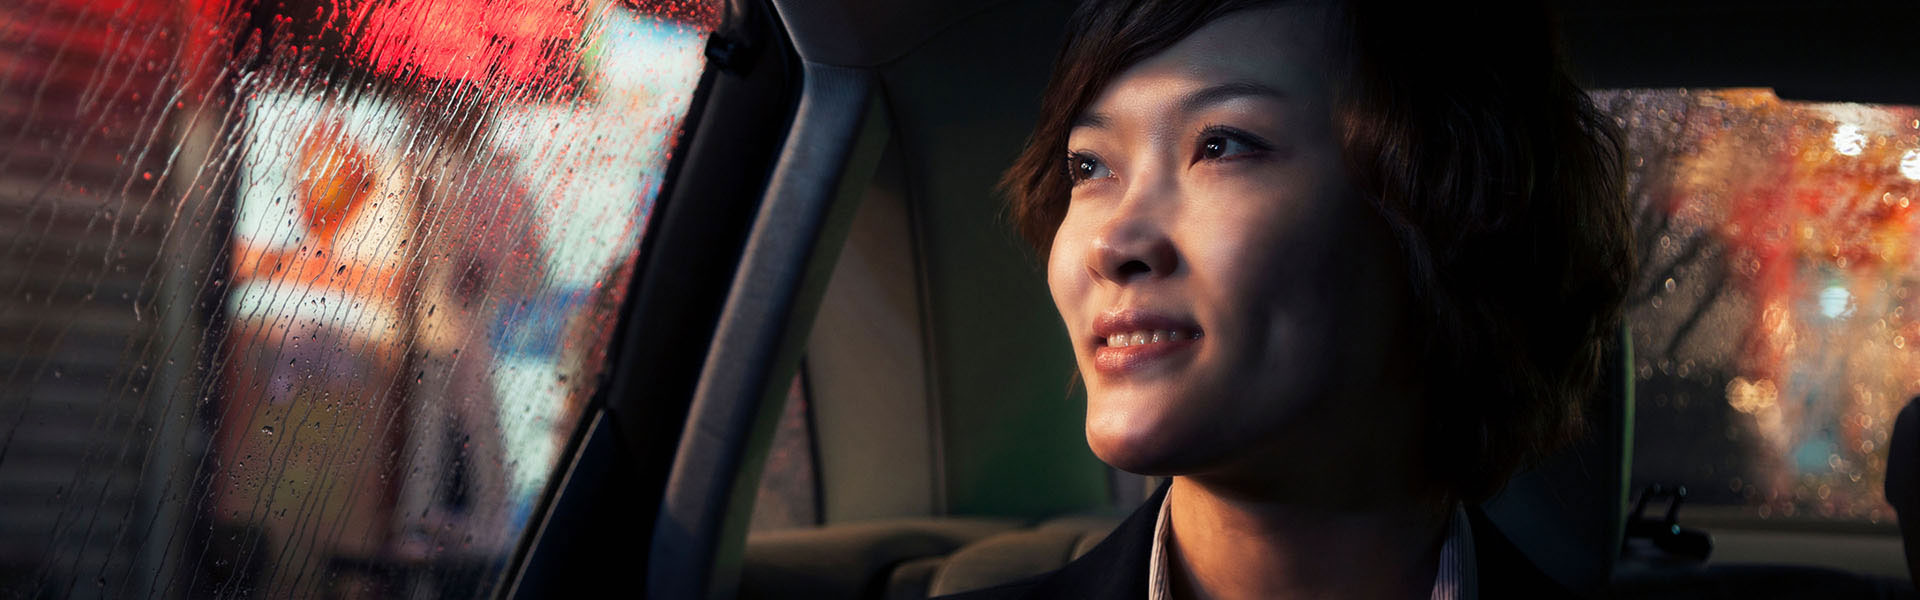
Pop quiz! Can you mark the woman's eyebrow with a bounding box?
[1177,80,1288,116]
[1072,112,1111,130]
[1071,80,1287,133]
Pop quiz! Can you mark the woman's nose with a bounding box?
[1090,215,1177,285]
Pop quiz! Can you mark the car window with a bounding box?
[748,373,820,532]
[0,0,715,597]
[1603,88,1915,527]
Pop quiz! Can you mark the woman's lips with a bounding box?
[1093,333,1200,375]
[1090,311,1203,376]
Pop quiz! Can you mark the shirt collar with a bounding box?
[1146,492,1478,600]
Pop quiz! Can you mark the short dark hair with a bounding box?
[1002,0,1634,502]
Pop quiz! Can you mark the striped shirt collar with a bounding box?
[1146,492,1478,600]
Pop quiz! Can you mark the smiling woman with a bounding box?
[963,1,1633,598]
[1049,6,1400,486]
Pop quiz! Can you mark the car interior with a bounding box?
[524,1,1920,598]
[2,0,1918,599]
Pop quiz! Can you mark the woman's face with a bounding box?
[1049,5,1415,478]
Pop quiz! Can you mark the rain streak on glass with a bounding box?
[1600,89,1920,526]
[0,0,716,597]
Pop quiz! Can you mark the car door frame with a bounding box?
[500,0,805,596]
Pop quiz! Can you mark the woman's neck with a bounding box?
[1164,475,1449,600]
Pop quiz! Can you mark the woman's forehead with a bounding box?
[1072,5,1330,136]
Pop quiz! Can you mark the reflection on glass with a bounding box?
[1603,88,1920,524]
[0,0,714,597]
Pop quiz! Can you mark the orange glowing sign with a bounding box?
[295,121,374,240]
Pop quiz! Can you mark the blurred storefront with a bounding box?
[0,0,714,597]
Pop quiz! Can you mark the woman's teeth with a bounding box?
[1105,329,1201,348]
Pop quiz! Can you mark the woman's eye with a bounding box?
[1193,126,1274,163]
[1066,152,1112,184]
[1197,135,1251,161]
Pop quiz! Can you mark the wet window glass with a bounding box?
[748,373,820,532]
[0,0,715,596]
[1603,88,1917,526]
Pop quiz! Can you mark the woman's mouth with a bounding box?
[1102,328,1201,347]
[1092,313,1203,375]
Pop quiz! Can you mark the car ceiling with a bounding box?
[1559,1,1920,105]
[771,0,1037,67]
[776,0,1920,103]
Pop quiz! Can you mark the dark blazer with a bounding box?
[938,481,1578,599]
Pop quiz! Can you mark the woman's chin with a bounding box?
[1084,411,1210,476]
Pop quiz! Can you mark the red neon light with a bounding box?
[356,0,583,85]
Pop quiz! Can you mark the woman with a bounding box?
[948,0,1631,598]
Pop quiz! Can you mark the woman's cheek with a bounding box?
[1047,217,1097,351]
[1046,220,1082,298]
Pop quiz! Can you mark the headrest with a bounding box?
[1478,325,1634,595]
[1886,397,1919,589]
